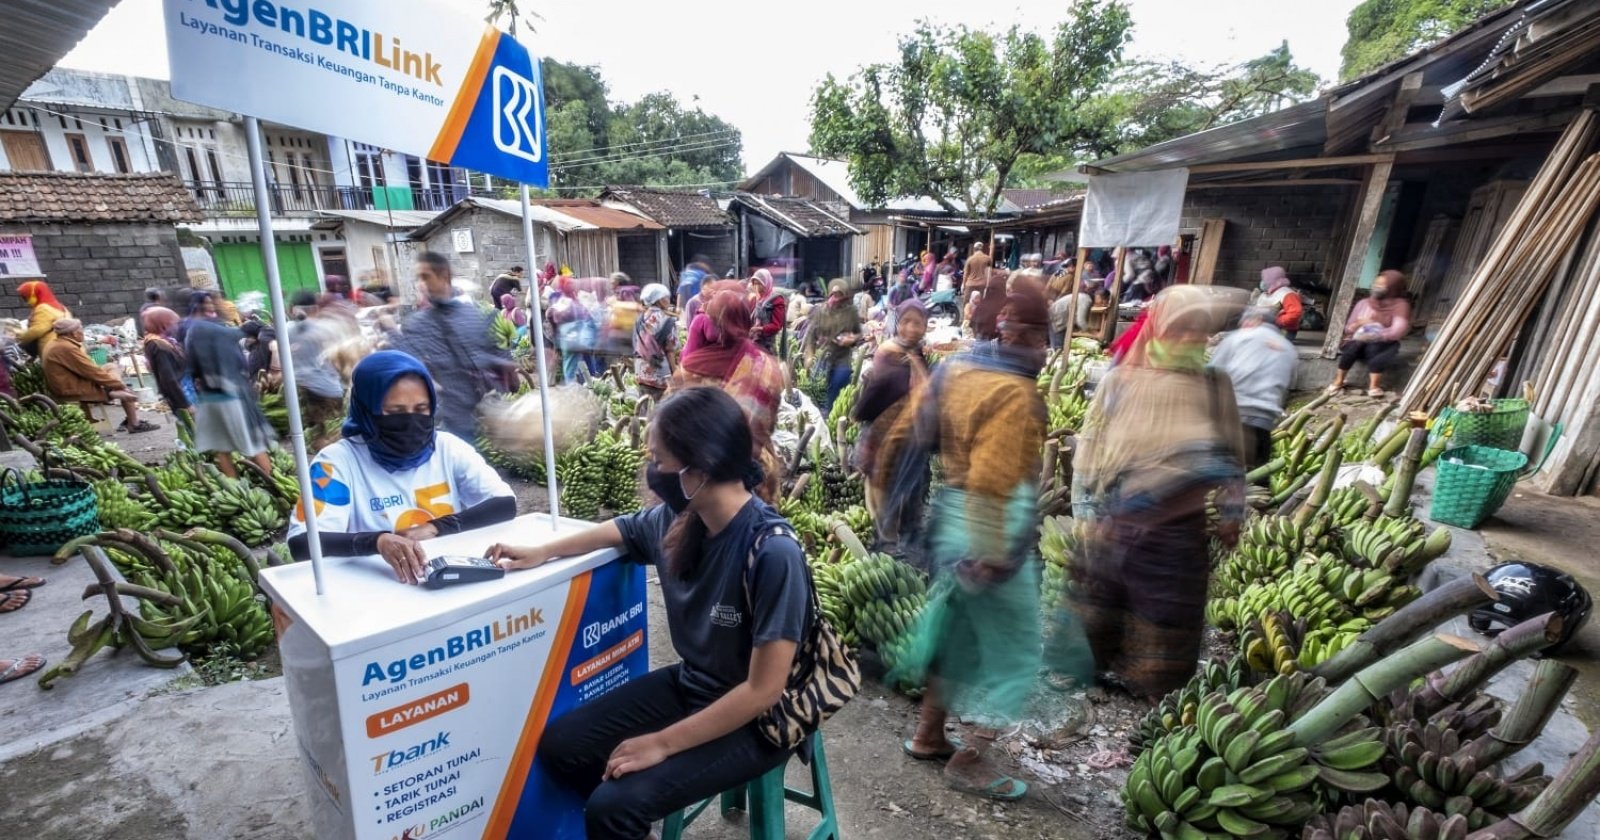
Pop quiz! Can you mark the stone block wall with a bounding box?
[1180,185,1354,292]
[0,222,186,323]
[418,209,528,287]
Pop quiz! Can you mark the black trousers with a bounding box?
[538,665,793,840]
[1244,424,1273,470]
[1337,339,1400,374]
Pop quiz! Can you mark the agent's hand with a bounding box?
[605,734,670,779]
[485,543,550,571]
[400,522,439,541]
[376,533,429,584]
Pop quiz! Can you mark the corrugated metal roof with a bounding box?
[730,193,861,237]
[1,0,121,111]
[408,197,661,241]
[1439,0,1600,120]
[1083,99,1329,174]
[314,209,440,229]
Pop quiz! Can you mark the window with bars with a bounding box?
[64,133,92,172]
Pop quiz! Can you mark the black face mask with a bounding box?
[372,412,435,459]
[645,462,700,514]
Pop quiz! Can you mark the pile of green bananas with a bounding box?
[1130,657,1251,756]
[816,552,928,667]
[811,559,858,648]
[1125,673,1392,839]
[1239,610,1373,676]
[1383,713,1546,829]
[592,429,646,514]
[1303,800,1471,840]
[211,480,286,546]
[1343,518,1452,576]
[260,389,291,439]
[1323,485,1382,527]
[557,443,607,521]
[779,499,831,552]
[90,478,158,531]
[816,458,863,510]
[1039,514,1081,608]
[11,361,46,396]
[1208,552,1421,634]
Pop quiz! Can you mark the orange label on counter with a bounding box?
[366,682,471,738]
[571,630,644,685]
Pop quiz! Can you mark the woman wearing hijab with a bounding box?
[674,282,787,503]
[175,290,219,347]
[1328,269,1410,397]
[16,281,72,358]
[803,279,863,412]
[1072,285,1248,700]
[919,251,937,294]
[1254,266,1304,340]
[853,298,930,550]
[287,351,516,578]
[500,292,529,329]
[633,284,678,402]
[141,306,191,423]
[186,317,274,478]
[966,268,1012,342]
[747,269,787,356]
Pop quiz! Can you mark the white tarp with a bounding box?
[1078,169,1189,248]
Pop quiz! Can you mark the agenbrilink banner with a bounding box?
[164,0,548,187]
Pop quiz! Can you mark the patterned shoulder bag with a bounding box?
[744,525,861,750]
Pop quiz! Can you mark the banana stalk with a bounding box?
[1383,427,1431,518]
[831,521,871,561]
[1275,391,1333,441]
[1313,573,1497,683]
[1293,421,1346,527]
[1470,725,1600,840]
[177,528,264,587]
[1465,659,1579,767]
[1368,419,1415,467]
[1419,612,1562,713]
[1247,457,1287,484]
[1290,634,1479,746]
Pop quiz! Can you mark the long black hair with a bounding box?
[656,387,763,578]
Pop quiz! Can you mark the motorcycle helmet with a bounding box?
[1468,562,1592,652]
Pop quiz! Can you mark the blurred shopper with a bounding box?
[187,317,273,477]
[633,284,678,403]
[674,282,787,503]
[966,268,1011,342]
[240,321,277,386]
[16,280,71,358]
[1072,286,1247,699]
[676,256,713,306]
[885,278,1055,801]
[1120,255,1160,303]
[748,269,788,356]
[853,298,930,552]
[489,265,525,305]
[136,287,166,336]
[1254,266,1304,341]
[175,290,218,347]
[1211,306,1298,469]
[489,387,817,840]
[963,241,992,292]
[394,252,510,441]
[804,279,862,412]
[500,293,529,330]
[1328,269,1410,397]
[43,319,156,432]
[287,291,348,451]
[140,306,191,426]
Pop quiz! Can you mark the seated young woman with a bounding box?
[484,387,812,840]
[287,350,516,583]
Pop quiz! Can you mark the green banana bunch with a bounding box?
[1342,518,1451,576]
[1297,620,1371,670]
[1240,611,1313,676]
[91,479,159,531]
[1382,711,1546,829]
[557,444,606,521]
[593,429,646,514]
[156,486,214,530]
[1324,485,1378,526]
[1303,799,1470,840]
[11,361,46,396]
[1130,657,1250,756]
[778,500,830,553]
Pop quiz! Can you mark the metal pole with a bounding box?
[521,184,561,526]
[245,116,328,595]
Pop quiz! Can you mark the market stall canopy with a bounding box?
[728,193,861,237]
[599,186,732,229]
[311,209,440,232]
[0,0,120,111]
[0,172,201,224]
[408,197,663,241]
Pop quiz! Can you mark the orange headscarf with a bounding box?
[17,280,63,310]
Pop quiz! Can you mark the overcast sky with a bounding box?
[62,0,1361,176]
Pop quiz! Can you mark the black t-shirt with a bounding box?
[614,499,811,704]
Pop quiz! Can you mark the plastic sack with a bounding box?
[774,389,832,459]
[478,384,604,457]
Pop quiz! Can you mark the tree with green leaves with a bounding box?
[809,0,1133,218]
[1340,0,1515,81]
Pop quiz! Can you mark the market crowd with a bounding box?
[4,243,1417,838]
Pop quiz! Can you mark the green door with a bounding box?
[211,242,320,304]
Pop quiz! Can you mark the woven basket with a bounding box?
[0,466,100,556]
[1436,399,1530,451]
[1430,445,1527,529]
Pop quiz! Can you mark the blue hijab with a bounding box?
[343,350,438,472]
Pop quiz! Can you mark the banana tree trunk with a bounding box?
[1383,427,1430,518]
[1468,724,1600,840]
[1418,613,1562,713]
[1368,420,1414,467]
[1466,658,1579,767]
[1291,633,1479,746]
[1294,423,1347,527]
[1312,574,1497,683]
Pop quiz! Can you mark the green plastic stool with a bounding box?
[661,731,839,840]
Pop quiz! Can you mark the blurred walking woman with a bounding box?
[1072,286,1248,699]
[854,298,930,549]
[15,281,71,357]
[486,387,815,840]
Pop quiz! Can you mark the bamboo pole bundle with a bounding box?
[1528,232,1600,418]
[1402,111,1600,412]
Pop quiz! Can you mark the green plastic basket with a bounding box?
[1430,445,1527,529]
[1436,399,1530,451]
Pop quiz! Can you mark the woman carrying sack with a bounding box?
[487,387,855,840]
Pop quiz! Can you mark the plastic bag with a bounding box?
[478,384,604,457]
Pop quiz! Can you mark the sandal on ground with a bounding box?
[946,773,1028,802]
[125,420,159,433]
[0,575,44,592]
[0,589,32,613]
[903,737,965,762]
[1366,388,1386,398]
[0,654,47,685]
[1323,384,1344,396]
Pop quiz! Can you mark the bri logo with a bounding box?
[492,66,543,164]
[582,602,644,649]
[371,730,450,774]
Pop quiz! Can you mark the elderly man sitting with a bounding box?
[41,319,157,433]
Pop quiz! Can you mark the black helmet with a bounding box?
[1468,562,1592,652]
